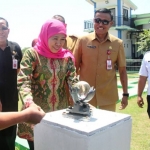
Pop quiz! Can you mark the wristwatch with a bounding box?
[123,93,129,97]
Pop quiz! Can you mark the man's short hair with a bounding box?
[0,17,9,27]
[52,15,65,23]
[94,8,113,21]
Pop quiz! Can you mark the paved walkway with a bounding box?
[117,78,147,101]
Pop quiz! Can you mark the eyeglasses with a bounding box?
[94,18,111,25]
[0,26,8,31]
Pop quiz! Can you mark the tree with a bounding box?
[136,29,150,52]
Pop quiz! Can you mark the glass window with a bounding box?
[123,9,128,21]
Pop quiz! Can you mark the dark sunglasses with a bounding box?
[0,26,8,31]
[94,18,111,25]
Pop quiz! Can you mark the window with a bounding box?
[109,8,115,19]
[84,22,86,29]
[123,9,128,21]
[109,8,115,26]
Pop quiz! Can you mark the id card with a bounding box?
[13,59,18,69]
[106,59,112,70]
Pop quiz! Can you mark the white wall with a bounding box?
[122,30,131,58]
[109,29,118,37]
[108,30,132,58]
[143,24,150,29]
[96,0,117,10]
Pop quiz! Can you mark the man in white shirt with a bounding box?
[137,51,150,117]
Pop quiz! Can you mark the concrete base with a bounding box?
[34,109,132,150]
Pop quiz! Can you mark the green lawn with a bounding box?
[116,93,150,150]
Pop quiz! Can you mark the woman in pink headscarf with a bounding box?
[17,19,78,150]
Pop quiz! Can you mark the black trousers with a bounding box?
[27,140,34,150]
[0,100,18,150]
[0,125,17,150]
[147,95,150,118]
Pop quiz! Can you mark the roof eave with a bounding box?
[85,0,94,5]
[124,0,137,10]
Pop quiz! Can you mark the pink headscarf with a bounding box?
[34,19,74,61]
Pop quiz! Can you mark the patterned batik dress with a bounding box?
[17,48,78,140]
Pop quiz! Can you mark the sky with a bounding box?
[1,0,93,48]
[131,0,150,14]
[1,0,150,48]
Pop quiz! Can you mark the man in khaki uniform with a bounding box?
[73,8,128,111]
[64,35,78,52]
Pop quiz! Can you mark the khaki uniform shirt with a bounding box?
[73,32,126,106]
[64,35,78,52]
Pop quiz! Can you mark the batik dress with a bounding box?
[17,48,78,140]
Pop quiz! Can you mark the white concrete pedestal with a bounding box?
[34,109,132,150]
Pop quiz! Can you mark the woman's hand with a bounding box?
[23,104,45,124]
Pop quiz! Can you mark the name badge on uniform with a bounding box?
[87,45,96,49]
[106,49,112,70]
[13,58,18,69]
[106,60,112,70]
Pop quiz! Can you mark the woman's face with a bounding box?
[48,33,66,53]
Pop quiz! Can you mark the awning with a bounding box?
[84,28,94,32]
[134,18,150,26]
[114,26,137,31]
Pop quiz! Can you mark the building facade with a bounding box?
[84,0,150,59]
